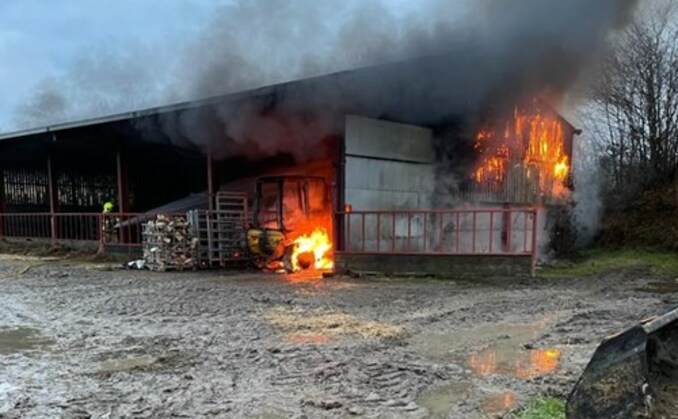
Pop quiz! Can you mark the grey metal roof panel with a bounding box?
[0,54,580,142]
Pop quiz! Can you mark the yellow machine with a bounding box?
[246,228,286,260]
[246,176,331,268]
[567,307,678,418]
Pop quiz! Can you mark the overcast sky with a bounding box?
[0,0,233,131]
[0,0,426,134]
[2,0,621,135]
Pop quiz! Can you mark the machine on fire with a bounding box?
[246,175,332,271]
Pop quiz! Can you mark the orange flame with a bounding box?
[291,228,334,271]
[473,105,571,198]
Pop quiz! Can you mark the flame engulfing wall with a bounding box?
[470,101,574,203]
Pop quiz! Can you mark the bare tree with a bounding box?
[591,0,678,205]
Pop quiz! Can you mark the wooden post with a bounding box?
[47,153,59,245]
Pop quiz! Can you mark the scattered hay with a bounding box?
[264,307,405,341]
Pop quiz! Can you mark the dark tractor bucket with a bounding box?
[566,307,678,418]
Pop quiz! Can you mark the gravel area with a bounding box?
[0,255,675,418]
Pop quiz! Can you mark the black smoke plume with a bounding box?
[13,0,638,164]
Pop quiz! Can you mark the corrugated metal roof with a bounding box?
[0,58,384,142]
[0,53,580,142]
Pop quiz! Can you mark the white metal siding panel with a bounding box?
[344,157,433,210]
[345,115,434,163]
[343,116,435,251]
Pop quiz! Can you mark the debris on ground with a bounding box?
[126,260,146,270]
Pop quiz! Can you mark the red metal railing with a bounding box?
[0,209,539,265]
[336,207,538,259]
[0,212,182,252]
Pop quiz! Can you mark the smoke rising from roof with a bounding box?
[13,0,638,163]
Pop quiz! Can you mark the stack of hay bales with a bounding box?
[142,214,199,271]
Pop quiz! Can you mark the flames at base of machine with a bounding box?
[290,228,334,272]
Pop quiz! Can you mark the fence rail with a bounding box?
[335,208,538,260]
[0,208,539,268]
[0,212,181,252]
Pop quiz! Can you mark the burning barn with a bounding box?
[0,54,578,276]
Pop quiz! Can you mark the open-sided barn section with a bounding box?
[0,55,578,275]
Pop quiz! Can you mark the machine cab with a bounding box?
[253,176,331,234]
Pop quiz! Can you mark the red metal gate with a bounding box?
[335,207,539,264]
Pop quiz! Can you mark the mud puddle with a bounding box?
[470,344,561,379]
[0,327,53,354]
[479,391,517,415]
[411,320,554,363]
[416,383,517,417]
[416,382,471,418]
[412,320,559,416]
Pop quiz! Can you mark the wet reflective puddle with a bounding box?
[416,382,471,418]
[469,344,561,379]
[480,391,517,415]
[0,327,53,355]
[417,383,517,417]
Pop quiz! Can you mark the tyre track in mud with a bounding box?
[0,261,673,418]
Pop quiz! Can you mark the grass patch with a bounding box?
[539,248,678,279]
[512,396,565,419]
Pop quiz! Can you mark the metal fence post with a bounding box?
[530,208,539,277]
[47,155,58,247]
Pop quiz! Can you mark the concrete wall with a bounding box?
[335,253,533,277]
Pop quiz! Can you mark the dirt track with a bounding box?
[0,256,675,418]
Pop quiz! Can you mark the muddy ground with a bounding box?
[0,255,675,418]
